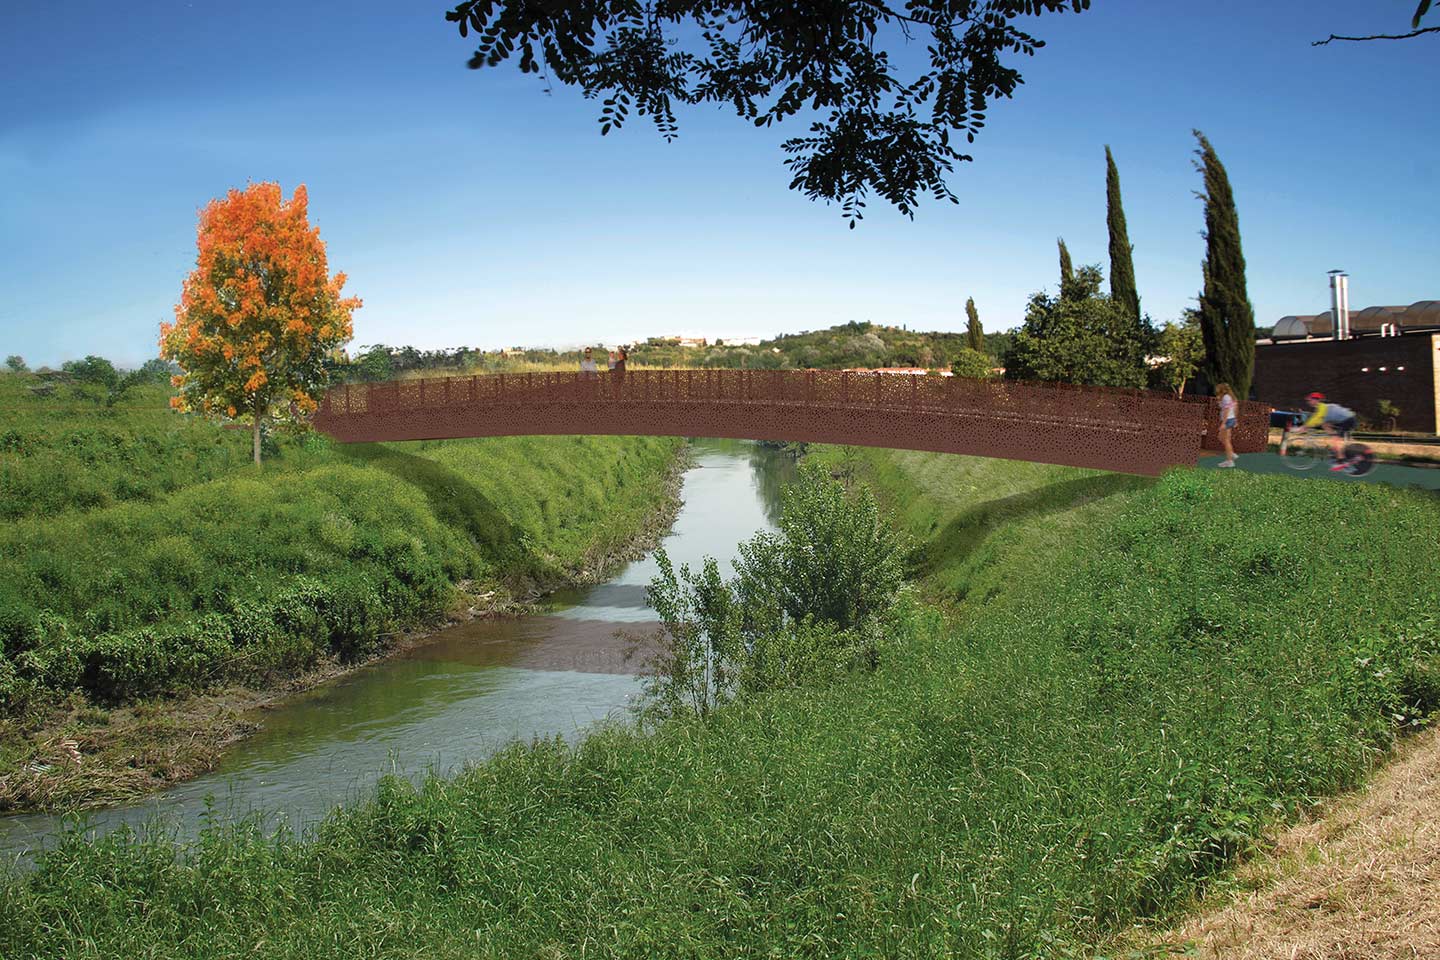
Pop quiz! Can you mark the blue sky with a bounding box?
[1,1,1435,368]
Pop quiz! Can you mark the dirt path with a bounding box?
[1146,725,1440,958]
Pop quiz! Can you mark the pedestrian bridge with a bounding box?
[313,370,1268,476]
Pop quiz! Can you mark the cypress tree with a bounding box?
[1105,146,1141,324]
[965,297,984,352]
[1193,130,1256,399]
[1057,238,1076,300]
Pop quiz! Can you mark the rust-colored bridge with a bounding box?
[313,370,1269,477]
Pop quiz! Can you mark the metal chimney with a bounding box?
[1328,270,1350,340]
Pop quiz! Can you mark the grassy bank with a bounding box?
[1,444,1435,958]
[0,375,684,809]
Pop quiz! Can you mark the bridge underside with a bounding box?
[314,372,1269,477]
[320,400,1215,475]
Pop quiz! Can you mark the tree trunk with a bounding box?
[253,397,263,465]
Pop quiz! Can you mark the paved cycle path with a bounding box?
[1198,453,1440,490]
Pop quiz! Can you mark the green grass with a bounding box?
[0,374,683,709]
[2,451,1435,958]
[0,377,290,522]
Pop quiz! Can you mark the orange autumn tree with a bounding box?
[161,182,360,464]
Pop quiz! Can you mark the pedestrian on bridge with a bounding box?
[611,346,628,400]
[1215,382,1238,468]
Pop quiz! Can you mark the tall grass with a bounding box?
[0,374,682,709]
[2,460,1434,958]
[0,378,280,522]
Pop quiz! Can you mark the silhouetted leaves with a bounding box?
[445,1,1091,221]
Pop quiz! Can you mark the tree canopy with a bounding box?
[1004,263,1148,388]
[162,182,360,464]
[446,1,1091,225]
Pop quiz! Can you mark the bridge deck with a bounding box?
[314,370,1269,477]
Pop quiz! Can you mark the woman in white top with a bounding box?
[579,347,599,376]
[1215,382,1238,468]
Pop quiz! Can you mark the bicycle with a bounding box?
[1276,413,1376,477]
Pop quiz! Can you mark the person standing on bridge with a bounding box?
[611,346,628,401]
[1215,383,1239,468]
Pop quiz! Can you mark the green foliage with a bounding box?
[4,454,1436,958]
[965,297,984,352]
[1005,265,1148,387]
[0,380,266,521]
[1105,145,1141,325]
[1378,399,1401,429]
[735,462,908,634]
[0,379,682,709]
[1058,236,1077,298]
[4,356,26,374]
[60,355,120,390]
[1153,311,1205,395]
[949,347,996,380]
[352,345,396,382]
[446,1,1094,225]
[643,463,908,717]
[1194,130,1256,399]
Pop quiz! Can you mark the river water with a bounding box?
[0,439,796,862]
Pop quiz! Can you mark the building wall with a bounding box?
[1253,334,1439,433]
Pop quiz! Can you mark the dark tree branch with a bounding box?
[444,1,1090,223]
[1312,24,1440,45]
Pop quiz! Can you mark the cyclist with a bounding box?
[1295,392,1359,471]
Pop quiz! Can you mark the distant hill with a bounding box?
[338,322,1013,381]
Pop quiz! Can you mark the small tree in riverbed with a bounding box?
[161,182,360,464]
[641,462,908,718]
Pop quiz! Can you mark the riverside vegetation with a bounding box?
[1,423,1436,956]
[0,371,683,810]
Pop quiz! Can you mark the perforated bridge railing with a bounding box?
[314,370,1270,477]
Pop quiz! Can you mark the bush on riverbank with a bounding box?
[3,457,1435,958]
[642,462,909,716]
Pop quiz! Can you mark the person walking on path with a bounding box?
[1215,382,1239,468]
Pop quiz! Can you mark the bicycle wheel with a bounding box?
[1279,435,1323,471]
[1342,443,1377,477]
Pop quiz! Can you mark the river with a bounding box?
[0,438,797,862]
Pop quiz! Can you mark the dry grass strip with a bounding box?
[1153,724,1440,959]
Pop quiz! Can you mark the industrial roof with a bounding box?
[1270,300,1440,339]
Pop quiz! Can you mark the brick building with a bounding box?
[1253,299,1440,434]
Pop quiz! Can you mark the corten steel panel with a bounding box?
[315,371,1264,476]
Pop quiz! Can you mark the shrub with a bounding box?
[642,463,909,717]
